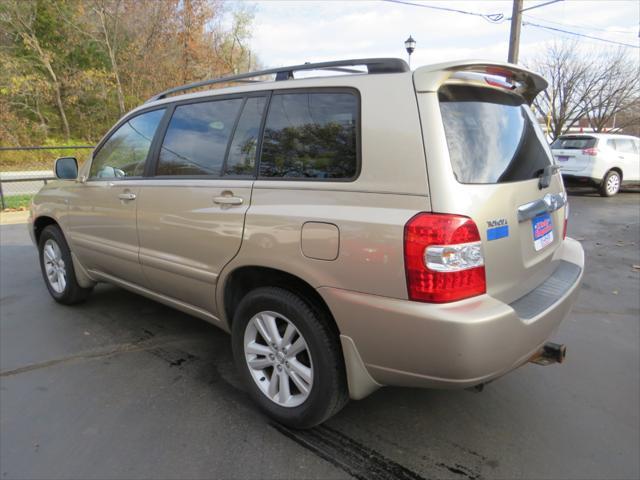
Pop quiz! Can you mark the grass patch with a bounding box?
[2,194,33,211]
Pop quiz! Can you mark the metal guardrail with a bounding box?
[0,145,94,210]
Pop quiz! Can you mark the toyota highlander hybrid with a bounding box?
[30,58,584,428]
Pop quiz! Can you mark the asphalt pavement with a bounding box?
[1,190,639,480]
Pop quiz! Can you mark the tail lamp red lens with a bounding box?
[582,147,598,156]
[404,213,486,303]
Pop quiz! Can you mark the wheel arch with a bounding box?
[33,215,96,289]
[220,264,380,400]
[221,265,339,337]
[33,215,60,244]
[606,167,623,181]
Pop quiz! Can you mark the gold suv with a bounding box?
[29,58,584,428]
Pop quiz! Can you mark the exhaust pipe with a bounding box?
[529,342,567,366]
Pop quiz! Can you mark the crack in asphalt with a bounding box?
[0,337,187,377]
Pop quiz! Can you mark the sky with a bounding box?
[240,0,640,69]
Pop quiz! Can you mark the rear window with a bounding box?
[551,136,597,150]
[439,86,552,184]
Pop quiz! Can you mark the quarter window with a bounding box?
[157,99,243,176]
[259,92,358,179]
[90,109,165,179]
[616,139,637,154]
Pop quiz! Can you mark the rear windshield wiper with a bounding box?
[538,164,561,190]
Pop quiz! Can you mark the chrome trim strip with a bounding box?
[517,192,566,223]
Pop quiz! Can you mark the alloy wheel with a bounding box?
[243,310,313,408]
[606,173,620,195]
[43,239,67,293]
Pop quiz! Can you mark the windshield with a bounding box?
[439,85,552,184]
[550,136,597,149]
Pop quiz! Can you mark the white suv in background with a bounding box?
[551,133,640,196]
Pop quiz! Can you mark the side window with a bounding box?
[617,139,636,154]
[156,98,243,176]
[90,109,165,179]
[223,96,268,176]
[607,139,618,151]
[259,92,358,179]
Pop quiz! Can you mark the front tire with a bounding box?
[600,170,621,197]
[38,225,93,304]
[231,287,348,429]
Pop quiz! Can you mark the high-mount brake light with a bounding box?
[404,213,486,303]
[484,76,514,90]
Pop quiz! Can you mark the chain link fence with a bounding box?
[0,146,94,210]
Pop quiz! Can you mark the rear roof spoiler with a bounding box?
[413,60,548,104]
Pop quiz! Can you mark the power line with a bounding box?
[524,13,638,36]
[381,0,504,23]
[520,0,563,13]
[523,21,640,48]
[383,0,639,50]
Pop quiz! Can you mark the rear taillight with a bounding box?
[563,202,569,240]
[404,213,486,303]
[582,147,598,156]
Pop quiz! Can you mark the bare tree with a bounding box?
[528,41,602,139]
[527,41,639,140]
[585,49,640,133]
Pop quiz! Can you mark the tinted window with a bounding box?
[551,136,597,150]
[259,92,358,179]
[439,86,552,184]
[90,109,165,179]
[157,99,243,176]
[223,96,267,176]
[616,138,637,154]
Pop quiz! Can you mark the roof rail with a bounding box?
[146,58,409,102]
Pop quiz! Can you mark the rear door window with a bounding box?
[550,136,597,149]
[157,98,243,176]
[259,91,358,180]
[439,85,552,184]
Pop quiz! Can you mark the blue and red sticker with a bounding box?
[532,213,554,251]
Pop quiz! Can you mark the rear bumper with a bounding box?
[320,237,584,390]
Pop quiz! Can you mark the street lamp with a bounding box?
[404,35,416,68]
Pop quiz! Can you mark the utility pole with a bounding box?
[508,0,524,64]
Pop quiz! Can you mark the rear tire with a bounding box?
[599,170,621,197]
[231,287,348,429]
[38,225,93,304]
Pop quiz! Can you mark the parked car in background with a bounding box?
[551,133,640,196]
[29,58,584,428]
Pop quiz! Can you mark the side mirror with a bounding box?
[54,157,78,180]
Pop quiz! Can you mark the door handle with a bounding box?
[118,192,137,201]
[213,196,243,205]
